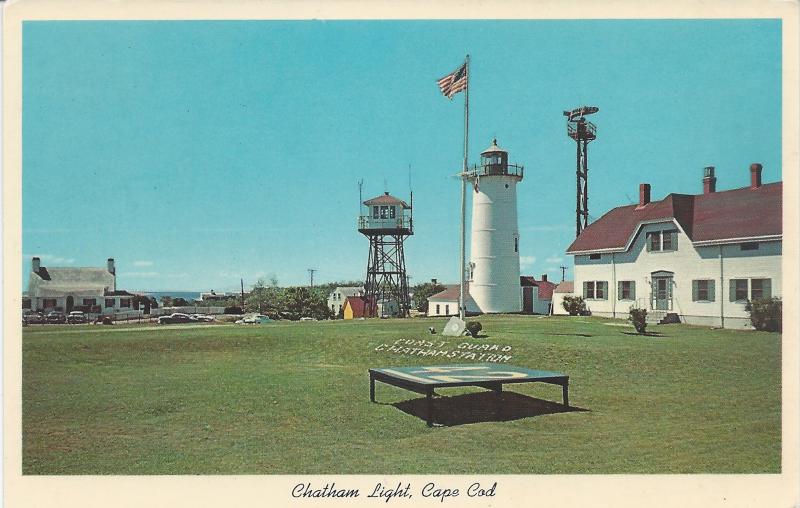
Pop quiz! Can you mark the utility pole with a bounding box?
[240,278,245,307]
[308,268,317,288]
[559,266,568,282]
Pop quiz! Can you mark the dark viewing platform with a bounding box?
[357,216,413,236]
[466,161,524,180]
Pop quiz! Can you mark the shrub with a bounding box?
[224,306,244,315]
[745,297,782,332]
[628,307,648,334]
[562,295,587,316]
[466,321,482,337]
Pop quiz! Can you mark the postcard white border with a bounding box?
[3,1,798,507]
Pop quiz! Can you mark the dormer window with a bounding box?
[647,230,678,252]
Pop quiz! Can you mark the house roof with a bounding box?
[105,289,136,297]
[29,266,115,297]
[331,287,364,297]
[428,284,469,301]
[566,182,782,253]
[554,281,574,294]
[363,193,411,209]
[534,280,557,300]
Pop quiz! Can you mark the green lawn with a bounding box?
[22,315,781,474]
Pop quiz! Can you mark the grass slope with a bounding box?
[22,315,781,474]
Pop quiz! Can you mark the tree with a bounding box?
[282,287,331,320]
[745,297,782,332]
[562,295,587,316]
[413,282,446,313]
[245,277,284,316]
[173,297,190,307]
[628,307,648,334]
[160,295,173,307]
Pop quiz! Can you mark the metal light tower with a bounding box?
[564,105,599,237]
[358,191,413,318]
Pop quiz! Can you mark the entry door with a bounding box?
[522,287,533,313]
[653,277,672,310]
[66,295,74,313]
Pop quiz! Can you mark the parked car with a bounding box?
[23,312,45,325]
[299,316,317,322]
[46,311,67,324]
[67,311,87,324]
[236,314,272,324]
[157,313,197,324]
[191,314,215,322]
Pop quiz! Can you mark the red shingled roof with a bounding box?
[554,281,574,294]
[567,182,782,253]
[534,280,557,300]
[429,284,469,301]
[363,193,411,209]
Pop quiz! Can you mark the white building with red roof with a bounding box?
[564,163,781,327]
[426,275,555,317]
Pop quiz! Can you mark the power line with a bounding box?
[559,266,568,282]
[307,268,317,288]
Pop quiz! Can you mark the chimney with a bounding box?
[541,274,548,282]
[703,166,716,194]
[107,258,115,275]
[32,257,40,273]
[638,183,651,208]
[750,163,762,189]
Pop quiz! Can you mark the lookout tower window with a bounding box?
[389,207,396,219]
[380,206,389,219]
[372,206,379,219]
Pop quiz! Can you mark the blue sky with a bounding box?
[22,19,781,291]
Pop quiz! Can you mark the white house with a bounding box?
[25,257,139,314]
[564,164,781,328]
[198,290,238,302]
[551,281,574,316]
[327,286,364,316]
[427,284,479,317]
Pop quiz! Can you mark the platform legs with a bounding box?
[426,388,434,427]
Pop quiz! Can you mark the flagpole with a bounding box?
[459,54,469,321]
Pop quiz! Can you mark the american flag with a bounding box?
[437,62,468,99]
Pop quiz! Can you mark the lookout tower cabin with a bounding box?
[358,192,413,235]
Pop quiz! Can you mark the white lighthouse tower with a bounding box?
[468,138,524,313]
